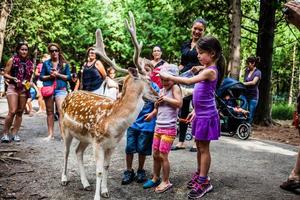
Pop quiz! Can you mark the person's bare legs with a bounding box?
[37,88,46,113]
[55,96,66,138]
[138,154,146,170]
[2,94,18,135]
[126,153,134,170]
[44,96,54,140]
[196,140,211,177]
[152,150,161,182]
[156,152,171,190]
[289,147,300,180]
[11,95,27,136]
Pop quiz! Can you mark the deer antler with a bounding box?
[125,12,146,75]
[94,29,128,74]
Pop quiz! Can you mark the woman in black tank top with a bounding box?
[81,47,106,94]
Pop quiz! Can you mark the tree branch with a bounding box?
[241,36,257,44]
[242,13,259,24]
[241,25,258,34]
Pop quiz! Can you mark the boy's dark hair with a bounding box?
[196,36,226,88]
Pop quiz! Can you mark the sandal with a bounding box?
[280,179,300,191]
[171,146,185,151]
[155,183,173,193]
[143,179,161,189]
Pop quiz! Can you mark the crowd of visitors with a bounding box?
[0,1,300,199]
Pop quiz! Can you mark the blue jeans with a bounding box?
[241,96,258,124]
[125,127,154,156]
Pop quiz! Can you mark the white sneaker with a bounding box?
[12,135,21,142]
[1,134,10,143]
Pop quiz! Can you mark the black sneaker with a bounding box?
[136,169,146,183]
[121,170,135,185]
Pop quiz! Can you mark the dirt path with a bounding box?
[0,98,299,200]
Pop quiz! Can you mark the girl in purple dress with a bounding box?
[159,36,225,199]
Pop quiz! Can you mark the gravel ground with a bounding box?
[0,97,299,200]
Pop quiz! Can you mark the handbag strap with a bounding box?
[53,79,57,88]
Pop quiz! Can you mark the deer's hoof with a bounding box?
[84,185,92,191]
[101,192,110,198]
[61,181,69,186]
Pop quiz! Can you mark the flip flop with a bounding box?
[171,146,186,151]
[189,147,197,152]
[155,183,173,193]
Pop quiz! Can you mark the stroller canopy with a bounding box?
[217,78,246,98]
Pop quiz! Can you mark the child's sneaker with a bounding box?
[121,170,135,185]
[188,180,213,199]
[187,172,199,189]
[136,169,146,183]
[187,173,210,189]
[12,135,21,142]
[1,134,10,143]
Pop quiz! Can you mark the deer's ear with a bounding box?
[128,67,139,78]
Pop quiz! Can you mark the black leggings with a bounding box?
[178,95,192,142]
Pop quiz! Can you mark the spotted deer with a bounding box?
[60,13,158,200]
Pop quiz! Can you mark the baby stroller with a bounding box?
[216,78,251,140]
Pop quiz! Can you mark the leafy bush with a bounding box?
[271,103,295,120]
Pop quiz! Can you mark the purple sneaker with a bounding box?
[187,172,199,189]
[188,180,213,199]
[187,172,210,189]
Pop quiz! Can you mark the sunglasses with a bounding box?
[50,49,59,53]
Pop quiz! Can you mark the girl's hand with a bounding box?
[156,95,166,105]
[144,113,153,121]
[159,72,170,80]
[13,77,20,83]
[191,65,204,74]
[186,110,195,123]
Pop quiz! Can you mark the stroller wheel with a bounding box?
[236,123,251,140]
[185,133,193,141]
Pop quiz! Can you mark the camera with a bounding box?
[283,0,300,15]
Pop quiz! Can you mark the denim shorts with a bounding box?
[125,127,154,156]
[54,89,67,98]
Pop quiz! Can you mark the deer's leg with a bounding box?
[76,142,91,190]
[94,144,104,200]
[61,128,73,186]
[101,148,114,198]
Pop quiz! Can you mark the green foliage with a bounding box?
[271,103,294,120]
[2,0,300,101]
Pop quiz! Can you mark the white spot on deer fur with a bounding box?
[64,114,83,128]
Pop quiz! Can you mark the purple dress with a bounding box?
[191,66,220,141]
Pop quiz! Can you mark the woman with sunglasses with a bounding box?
[81,47,106,94]
[1,41,33,143]
[40,43,71,140]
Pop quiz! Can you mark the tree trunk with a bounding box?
[288,44,297,105]
[0,0,12,64]
[254,0,277,126]
[228,0,241,79]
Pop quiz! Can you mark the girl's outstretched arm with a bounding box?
[160,68,217,85]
